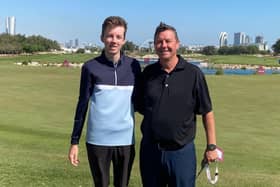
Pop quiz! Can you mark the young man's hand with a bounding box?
[68,144,80,166]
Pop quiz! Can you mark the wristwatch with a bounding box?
[207,144,217,151]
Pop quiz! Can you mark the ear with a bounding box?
[122,39,127,45]
[176,41,180,50]
[100,35,104,43]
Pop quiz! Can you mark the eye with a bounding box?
[155,40,163,45]
[105,34,113,39]
[165,40,174,44]
[116,35,124,40]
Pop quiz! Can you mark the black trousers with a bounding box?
[86,143,135,187]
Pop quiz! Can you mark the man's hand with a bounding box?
[205,149,218,163]
[68,144,80,166]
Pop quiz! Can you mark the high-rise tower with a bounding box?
[219,32,228,47]
[255,36,264,44]
[234,32,246,46]
[6,16,16,35]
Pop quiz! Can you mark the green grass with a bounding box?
[0,53,96,65]
[195,75,280,187]
[1,54,280,186]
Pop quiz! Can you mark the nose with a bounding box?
[161,40,167,48]
[111,36,117,42]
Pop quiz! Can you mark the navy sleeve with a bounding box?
[131,60,143,113]
[70,64,93,144]
[133,67,146,115]
[195,71,212,115]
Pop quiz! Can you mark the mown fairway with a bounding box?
[1,55,280,187]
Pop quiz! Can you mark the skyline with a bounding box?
[1,0,280,47]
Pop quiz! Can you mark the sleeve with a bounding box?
[133,67,145,115]
[195,70,213,115]
[70,64,93,144]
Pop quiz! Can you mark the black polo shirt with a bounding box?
[137,55,212,147]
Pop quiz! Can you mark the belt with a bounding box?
[157,142,184,151]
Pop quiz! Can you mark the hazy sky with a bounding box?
[1,0,279,47]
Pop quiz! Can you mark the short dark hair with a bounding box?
[154,22,179,42]
[101,16,127,38]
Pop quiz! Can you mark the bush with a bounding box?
[22,61,29,65]
[76,48,85,53]
[215,68,224,75]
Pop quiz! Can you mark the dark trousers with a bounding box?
[86,143,135,187]
[140,140,196,187]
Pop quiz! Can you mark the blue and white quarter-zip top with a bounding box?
[70,51,141,146]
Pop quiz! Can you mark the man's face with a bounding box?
[154,30,179,60]
[101,26,126,56]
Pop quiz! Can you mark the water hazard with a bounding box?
[138,59,280,75]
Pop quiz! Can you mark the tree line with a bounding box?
[201,45,271,56]
[1,34,280,56]
[122,40,280,56]
[201,39,280,56]
[0,34,60,54]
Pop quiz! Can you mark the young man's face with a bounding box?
[154,30,179,61]
[101,26,126,56]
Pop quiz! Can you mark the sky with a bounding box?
[1,0,280,47]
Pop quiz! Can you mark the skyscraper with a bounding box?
[254,36,268,51]
[245,35,250,45]
[75,38,79,48]
[255,36,264,44]
[219,32,228,47]
[6,16,16,35]
[234,32,246,46]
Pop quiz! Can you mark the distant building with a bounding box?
[255,42,269,51]
[245,35,250,45]
[217,32,269,50]
[234,32,246,46]
[69,40,73,48]
[75,38,79,48]
[64,39,79,48]
[186,44,205,52]
[6,16,16,35]
[254,35,268,51]
[255,36,264,44]
[219,32,228,47]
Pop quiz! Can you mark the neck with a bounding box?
[105,51,121,64]
[160,56,178,73]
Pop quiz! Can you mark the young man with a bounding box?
[135,22,219,187]
[68,16,141,187]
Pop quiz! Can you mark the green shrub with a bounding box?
[22,61,29,65]
[215,68,224,75]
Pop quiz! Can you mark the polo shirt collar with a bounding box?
[174,55,186,70]
[101,50,124,67]
[158,55,185,72]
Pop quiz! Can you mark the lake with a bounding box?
[138,59,280,75]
